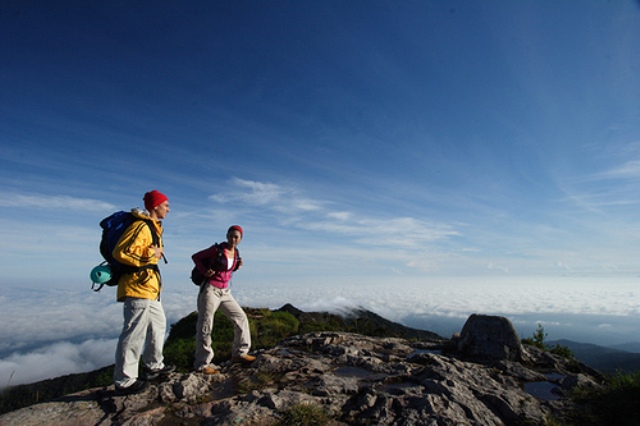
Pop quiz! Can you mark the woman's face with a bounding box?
[227,230,242,248]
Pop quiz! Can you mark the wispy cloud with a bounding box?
[600,159,640,180]
[0,193,115,212]
[211,178,459,248]
[211,178,324,213]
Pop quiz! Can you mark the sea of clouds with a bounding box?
[1,276,638,389]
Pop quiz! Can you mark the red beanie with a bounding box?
[143,190,168,211]
[228,225,243,237]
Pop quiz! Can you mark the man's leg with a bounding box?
[114,298,150,388]
[142,298,167,371]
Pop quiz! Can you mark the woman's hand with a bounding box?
[204,269,215,278]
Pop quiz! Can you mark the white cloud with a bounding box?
[213,178,284,205]
[486,263,509,273]
[554,261,572,272]
[211,178,324,214]
[209,178,459,248]
[0,276,638,387]
[599,159,640,180]
[327,211,352,221]
[0,193,115,212]
[0,339,116,389]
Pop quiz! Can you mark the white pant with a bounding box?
[194,286,251,369]
[114,298,167,387]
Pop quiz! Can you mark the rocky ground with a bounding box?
[0,315,603,425]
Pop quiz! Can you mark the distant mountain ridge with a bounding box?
[610,341,640,353]
[549,339,640,373]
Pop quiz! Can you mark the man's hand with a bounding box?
[151,245,164,259]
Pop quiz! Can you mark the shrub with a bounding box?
[164,309,235,367]
[275,402,330,426]
[521,323,574,360]
[164,308,300,368]
[569,370,640,425]
[522,323,548,350]
[255,311,299,349]
[163,338,196,371]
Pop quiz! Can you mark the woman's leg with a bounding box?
[194,285,222,369]
[219,289,251,357]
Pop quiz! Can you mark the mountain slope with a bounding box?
[0,305,444,415]
[549,339,640,373]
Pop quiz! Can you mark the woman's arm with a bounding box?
[192,245,219,276]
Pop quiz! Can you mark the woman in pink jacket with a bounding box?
[192,225,255,374]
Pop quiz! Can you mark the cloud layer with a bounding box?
[1,276,638,388]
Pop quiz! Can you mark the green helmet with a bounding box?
[90,264,112,284]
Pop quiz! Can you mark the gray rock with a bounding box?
[455,313,524,361]
[0,316,601,426]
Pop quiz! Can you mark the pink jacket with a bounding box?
[191,243,240,289]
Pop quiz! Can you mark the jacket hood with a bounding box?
[131,207,152,220]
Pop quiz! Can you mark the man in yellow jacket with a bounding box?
[113,190,175,395]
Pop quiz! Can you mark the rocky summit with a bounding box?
[0,314,603,425]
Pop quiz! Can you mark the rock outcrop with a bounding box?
[0,315,602,425]
[454,313,525,361]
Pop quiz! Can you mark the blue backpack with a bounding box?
[93,211,160,292]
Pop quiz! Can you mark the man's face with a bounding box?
[154,201,170,219]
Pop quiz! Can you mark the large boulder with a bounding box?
[455,314,524,361]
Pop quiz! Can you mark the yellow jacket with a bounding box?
[113,210,164,301]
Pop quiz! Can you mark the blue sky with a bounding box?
[1,1,640,386]
[2,0,639,283]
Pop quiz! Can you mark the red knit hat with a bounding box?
[228,225,243,237]
[143,190,168,211]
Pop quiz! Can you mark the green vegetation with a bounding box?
[163,308,301,370]
[162,306,442,371]
[521,323,575,359]
[235,370,280,394]
[522,323,548,350]
[521,324,640,425]
[566,370,640,425]
[275,402,330,426]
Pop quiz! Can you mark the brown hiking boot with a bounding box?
[197,365,220,375]
[232,354,256,364]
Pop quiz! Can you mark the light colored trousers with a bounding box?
[195,285,251,369]
[114,297,167,388]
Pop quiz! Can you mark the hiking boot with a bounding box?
[232,354,256,364]
[115,380,149,395]
[197,364,220,375]
[141,364,176,381]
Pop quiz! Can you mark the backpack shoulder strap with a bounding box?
[139,219,159,245]
[138,218,167,264]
